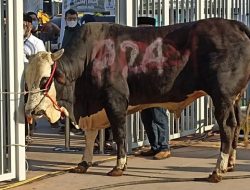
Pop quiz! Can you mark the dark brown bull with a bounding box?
[25,18,250,182]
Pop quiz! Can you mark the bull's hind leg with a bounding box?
[73,129,98,173]
[208,99,237,183]
[228,102,241,172]
[103,88,128,176]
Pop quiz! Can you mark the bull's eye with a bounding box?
[39,77,50,90]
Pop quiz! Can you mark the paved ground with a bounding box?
[1,118,250,190]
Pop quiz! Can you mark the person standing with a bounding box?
[26,12,40,36]
[23,13,46,142]
[58,9,82,135]
[24,13,46,64]
[137,16,171,160]
[61,9,80,48]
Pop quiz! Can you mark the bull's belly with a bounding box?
[79,90,207,130]
[128,90,207,116]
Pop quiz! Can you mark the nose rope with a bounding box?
[44,92,69,117]
[43,61,69,117]
[44,61,57,92]
[25,61,68,119]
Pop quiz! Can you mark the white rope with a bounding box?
[5,144,27,147]
[0,89,46,95]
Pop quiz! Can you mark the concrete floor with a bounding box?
[2,118,250,190]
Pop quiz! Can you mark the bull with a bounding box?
[24,18,250,182]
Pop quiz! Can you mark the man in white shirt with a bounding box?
[23,13,46,141]
[23,13,45,65]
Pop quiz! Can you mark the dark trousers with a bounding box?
[141,107,169,152]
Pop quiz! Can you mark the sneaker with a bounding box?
[153,150,171,160]
[71,128,84,135]
[141,149,157,156]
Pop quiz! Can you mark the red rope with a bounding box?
[43,61,66,116]
[45,61,57,91]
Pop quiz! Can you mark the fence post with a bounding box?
[196,0,205,20]
[14,0,26,181]
[126,115,133,154]
[116,0,134,26]
[162,0,170,25]
[226,0,233,19]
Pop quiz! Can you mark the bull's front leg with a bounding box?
[208,102,236,183]
[107,123,127,176]
[73,129,98,173]
[104,88,128,176]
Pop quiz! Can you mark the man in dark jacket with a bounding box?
[62,9,80,48]
[60,9,82,135]
[138,17,171,160]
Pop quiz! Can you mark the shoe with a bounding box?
[71,128,84,135]
[141,149,157,156]
[153,150,171,160]
[25,136,33,145]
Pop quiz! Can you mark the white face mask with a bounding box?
[67,20,77,28]
[32,21,39,31]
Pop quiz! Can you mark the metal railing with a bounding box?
[116,0,250,153]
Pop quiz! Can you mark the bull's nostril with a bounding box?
[31,110,35,115]
[36,110,45,115]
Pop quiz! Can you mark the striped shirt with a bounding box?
[24,34,46,65]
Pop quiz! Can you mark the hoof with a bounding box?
[227,165,235,172]
[107,166,126,176]
[208,171,222,183]
[70,161,91,173]
[244,140,249,147]
[221,169,227,173]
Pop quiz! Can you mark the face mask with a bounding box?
[32,21,39,31]
[67,20,77,28]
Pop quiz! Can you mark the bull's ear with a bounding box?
[51,49,64,61]
[54,68,66,84]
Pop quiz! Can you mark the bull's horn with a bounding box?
[51,49,64,61]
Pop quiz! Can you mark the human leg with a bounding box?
[141,108,159,153]
[152,107,170,151]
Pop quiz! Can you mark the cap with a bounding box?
[137,17,156,26]
[23,13,32,23]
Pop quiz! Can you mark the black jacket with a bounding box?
[61,24,80,48]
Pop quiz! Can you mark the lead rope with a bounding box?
[42,61,69,117]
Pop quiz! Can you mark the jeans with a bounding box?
[141,107,170,152]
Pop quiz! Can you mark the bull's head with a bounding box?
[25,49,65,123]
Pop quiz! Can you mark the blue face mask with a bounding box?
[32,21,38,31]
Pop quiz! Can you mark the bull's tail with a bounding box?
[241,100,250,146]
[238,21,250,144]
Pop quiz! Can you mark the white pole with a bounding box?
[162,0,170,25]
[14,0,26,181]
[116,0,133,26]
